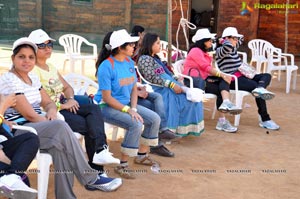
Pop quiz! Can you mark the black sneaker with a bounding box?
[150,145,175,157]
[159,129,181,142]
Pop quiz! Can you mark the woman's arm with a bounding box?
[57,72,79,113]
[14,94,47,122]
[39,88,57,120]
[138,55,182,93]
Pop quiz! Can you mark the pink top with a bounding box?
[183,48,212,79]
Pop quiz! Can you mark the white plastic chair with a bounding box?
[12,125,52,199]
[59,34,97,74]
[64,73,121,141]
[172,59,217,119]
[248,39,270,73]
[264,42,298,94]
[158,40,187,63]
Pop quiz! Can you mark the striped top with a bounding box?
[0,72,42,122]
[215,38,243,74]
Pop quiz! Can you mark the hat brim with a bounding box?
[192,33,216,43]
[13,40,38,53]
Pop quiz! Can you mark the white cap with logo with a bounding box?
[28,29,56,44]
[192,28,216,43]
[110,29,139,50]
[12,37,38,53]
[222,27,243,38]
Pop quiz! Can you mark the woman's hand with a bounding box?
[62,99,80,114]
[3,120,16,130]
[173,84,183,94]
[222,74,232,84]
[0,94,16,109]
[137,86,148,99]
[128,108,144,123]
[45,109,57,120]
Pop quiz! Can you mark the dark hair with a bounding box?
[95,32,131,76]
[138,33,159,58]
[131,25,145,36]
[188,38,211,53]
[13,44,36,56]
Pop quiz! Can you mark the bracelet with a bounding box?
[216,71,221,77]
[0,114,3,124]
[131,107,137,112]
[56,102,61,111]
[169,82,176,89]
[122,105,130,113]
[0,114,4,121]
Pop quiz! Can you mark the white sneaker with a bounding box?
[92,145,120,165]
[216,119,238,133]
[259,120,280,130]
[252,87,275,100]
[0,174,37,199]
[218,101,242,115]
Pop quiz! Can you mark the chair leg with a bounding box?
[286,68,292,93]
[81,60,85,75]
[292,70,297,90]
[70,59,75,73]
[37,153,52,199]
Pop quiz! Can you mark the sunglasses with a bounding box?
[37,42,54,49]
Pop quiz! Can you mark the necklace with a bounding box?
[11,67,32,85]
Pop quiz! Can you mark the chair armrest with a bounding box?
[82,40,97,57]
[281,52,295,66]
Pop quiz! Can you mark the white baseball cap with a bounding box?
[12,37,38,53]
[110,29,139,50]
[192,28,216,43]
[28,29,56,44]
[222,27,243,38]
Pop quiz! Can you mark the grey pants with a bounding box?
[15,120,97,199]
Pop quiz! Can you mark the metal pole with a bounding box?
[167,0,172,64]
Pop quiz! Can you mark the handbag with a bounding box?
[238,62,256,79]
[185,87,204,103]
[183,68,206,90]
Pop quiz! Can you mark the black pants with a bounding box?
[0,133,39,177]
[229,73,272,121]
[205,77,230,109]
[60,103,107,172]
[206,73,272,122]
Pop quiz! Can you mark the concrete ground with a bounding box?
[1,45,300,199]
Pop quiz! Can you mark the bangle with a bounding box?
[0,114,4,121]
[131,107,137,112]
[122,105,130,113]
[216,71,221,77]
[169,82,176,89]
[0,118,2,125]
[56,102,61,111]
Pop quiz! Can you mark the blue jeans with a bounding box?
[100,104,160,157]
[137,92,167,132]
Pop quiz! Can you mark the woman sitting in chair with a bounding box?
[216,27,279,130]
[0,94,39,199]
[94,29,161,179]
[184,28,241,133]
[28,29,120,177]
[137,32,204,137]
[0,37,122,198]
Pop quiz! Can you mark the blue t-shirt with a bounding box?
[94,56,137,105]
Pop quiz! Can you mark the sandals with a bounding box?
[134,155,161,166]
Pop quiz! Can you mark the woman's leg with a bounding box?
[0,133,39,176]
[135,105,159,151]
[101,106,143,159]
[15,120,97,198]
